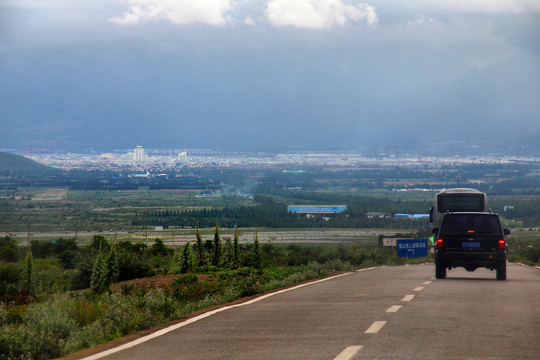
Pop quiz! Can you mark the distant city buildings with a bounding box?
[178,151,187,162]
[133,146,146,162]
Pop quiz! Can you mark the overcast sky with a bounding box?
[1,0,539,153]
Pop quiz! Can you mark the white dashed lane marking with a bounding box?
[413,286,424,291]
[401,294,415,302]
[386,305,403,313]
[365,321,387,334]
[333,346,363,360]
[423,281,432,285]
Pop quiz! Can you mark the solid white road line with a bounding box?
[386,305,403,313]
[356,267,377,272]
[365,321,387,334]
[413,286,424,291]
[401,294,415,302]
[80,272,355,360]
[334,345,363,360]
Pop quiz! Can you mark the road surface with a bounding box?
[78,263,540,360]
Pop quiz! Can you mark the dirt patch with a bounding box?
[31,189,68,202]
[109,273,211,292]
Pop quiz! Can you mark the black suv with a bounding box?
[433,212,510,280]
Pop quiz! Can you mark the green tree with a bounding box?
[195,223,205,266]
[251,229,262,270]
[232,225,240,269]
[22,247,35,296]
[0,236,19,262]
[212,219,222,267]
[180,242,193,273]
[106,243,119,285]
[90,253,107,293]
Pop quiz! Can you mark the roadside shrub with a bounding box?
[118,240,147,254]
[71,247,98,290]
[0,263,22,298]
[0,246,19,262]
[30,240,54,258]
[193,264,220,273]
[90,235,110,252]
[173,273,198,285]
[140,289,176,320]
[118,252,154,281]
[24,297,77,341]
[59,250,78,269]
[64,320,111,354]
[104,294,155,335]
[149,239,173,257]
[68,297,105,327]
[1,236,20,263]
[0,303,7,325]
[21,297,77,359]
[53,238,77,254]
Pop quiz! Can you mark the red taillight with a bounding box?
[436,238,444,250]
[467,230,475,233]
[498,239,506,252]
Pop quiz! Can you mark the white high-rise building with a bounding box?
[178,151,187,162]
[134,146,146,161]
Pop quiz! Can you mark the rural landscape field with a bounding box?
[1,150,540,359]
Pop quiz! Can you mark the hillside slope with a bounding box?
[0,151,60,177]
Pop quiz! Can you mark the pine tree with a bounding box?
[180,242,193,273]
[106,243,119,285]
[195,223,205,266]
[90,253,107,293]
[212,218,222,267]
[224,236,233,267]
[23,247,35,296]
[232,224,240,269]
[251,228,262,270]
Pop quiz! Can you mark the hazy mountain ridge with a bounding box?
[0,152,61,177]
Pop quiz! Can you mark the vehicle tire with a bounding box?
[435,260,446,279]
[496,262,507,281]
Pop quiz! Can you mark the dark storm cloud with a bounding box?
[1,1,539,153]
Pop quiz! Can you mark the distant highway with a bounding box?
[70,263,540,360]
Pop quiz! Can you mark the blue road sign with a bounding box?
[396,239,428,257]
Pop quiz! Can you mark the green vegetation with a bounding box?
[0,233,426,360]
[1,153,540,359]
[0,152,61,178]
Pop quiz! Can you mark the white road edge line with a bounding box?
[79,272,355,360]
[401,294,415,302]
[333,345,363,360]
[386,305,403,313]
[356,267,377,272]
[413,286,425,291]
[365,321,387,334]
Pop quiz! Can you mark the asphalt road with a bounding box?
[79,263,540,360]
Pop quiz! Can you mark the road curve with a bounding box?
[76,263,540,360]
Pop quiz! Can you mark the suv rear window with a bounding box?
[440,214,502,235]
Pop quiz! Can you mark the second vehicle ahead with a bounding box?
[433,212,510,280]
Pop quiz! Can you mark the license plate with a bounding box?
[462,241,480,248]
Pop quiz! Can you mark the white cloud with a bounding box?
[110,0,234,26]
[408,14,433,25]
[266,0,378,29]
[417,0,540,14]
